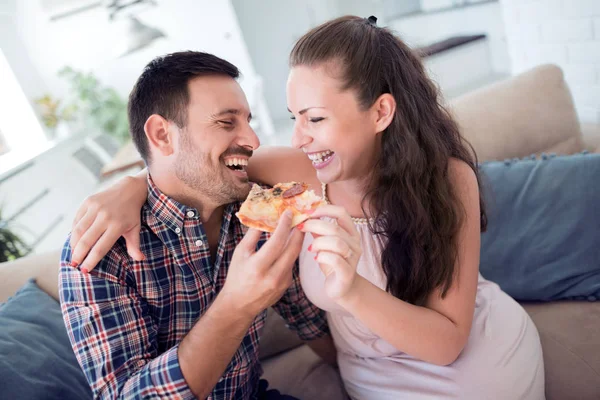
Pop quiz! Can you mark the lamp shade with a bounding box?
[115,16,165,58]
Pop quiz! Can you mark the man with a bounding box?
[59,51,334,399]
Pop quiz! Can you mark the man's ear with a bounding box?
[372,93,396,134]
[144,114,174,156]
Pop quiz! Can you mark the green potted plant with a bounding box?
[35,94,77,129]
[59,67,129,144]
[35,67,130,144]
[34,94,78,139]
[0,206,28,263]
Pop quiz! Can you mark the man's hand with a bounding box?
[178,210,305,399]
[70,173,148,272]
[221,210,305,317]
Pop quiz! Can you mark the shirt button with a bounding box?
[186,210,195,218]
[195,239,203,247]
[175,227,181,234]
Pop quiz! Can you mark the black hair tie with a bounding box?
[367,16,377,26]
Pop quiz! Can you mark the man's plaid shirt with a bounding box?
[59,177,328,399]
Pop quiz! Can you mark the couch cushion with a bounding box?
[0,279,92,399]
[522,301,600,400]
[449,64,584,162]
[0,250,61,303]
[259,308,305,360]
[581,123,600,153]
[261,345,347,400]
[479,152,600,301]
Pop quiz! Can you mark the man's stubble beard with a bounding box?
[174,142,250,205]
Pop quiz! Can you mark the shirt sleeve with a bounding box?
[271,260,330,341]
[59,238,195,400]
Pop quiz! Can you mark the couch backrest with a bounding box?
[448,64,584,162]
[0,250,61,303]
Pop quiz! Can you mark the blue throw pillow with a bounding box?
[0,279,92,399]
[479,152,600,302]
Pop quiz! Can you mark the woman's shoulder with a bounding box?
[447,157,480,212]
[448,158,477,186]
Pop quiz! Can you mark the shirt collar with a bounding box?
[146,175,243,235]
[146,174,196,234]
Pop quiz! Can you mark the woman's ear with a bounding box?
[144,114,174,157]
[372,93,396,133]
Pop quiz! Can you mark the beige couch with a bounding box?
[1,64,599,400]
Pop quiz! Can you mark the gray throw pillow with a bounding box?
[0,279,92,399]
[479,152,600,301]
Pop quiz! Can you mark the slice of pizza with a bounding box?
[236,182,325,232]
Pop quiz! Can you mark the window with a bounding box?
[0,128,8,157]
[0,48,49,177]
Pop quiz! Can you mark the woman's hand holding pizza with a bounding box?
[299,205,363,302]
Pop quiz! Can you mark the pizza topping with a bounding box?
[282,183,306,198]
[236,182,324,232]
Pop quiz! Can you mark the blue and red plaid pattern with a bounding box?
[59,177,328,399]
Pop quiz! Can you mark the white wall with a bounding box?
[0,0,279,254]
[380,0,421,18]
[0,0,48,105]
[233,0,510,142]
[420,0,456,12]
[425,39,495,98]
[500,0,600,124]
[0,136,97,254]
[0,0,51,169]
[232,0,424,124]
[420,0,494,13]
[0,47,48,171]
[389,1,510,73]
[231,0,340,123]
[15,0,259,109]
[233,0,510,126]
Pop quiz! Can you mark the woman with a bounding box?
[69,16,544,399]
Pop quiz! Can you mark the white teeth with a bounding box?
[225,158,248,166]
[307,150,333,163]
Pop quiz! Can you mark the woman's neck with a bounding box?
[325,176,374,219]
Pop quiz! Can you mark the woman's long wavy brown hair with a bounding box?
[290,16,487,306]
